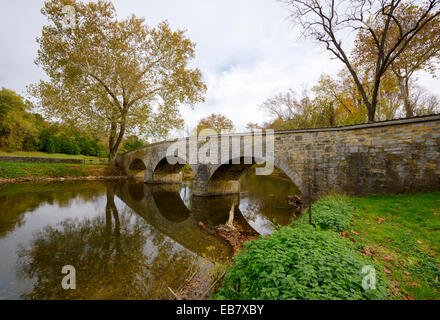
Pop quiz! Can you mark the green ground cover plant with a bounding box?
[216,192,440,300]
[300,194,353,231]
[215,225,388,300]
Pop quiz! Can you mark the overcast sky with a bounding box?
[1,0,439,132]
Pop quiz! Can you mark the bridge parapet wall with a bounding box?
[117,115,440,198]
[275,116,440,197]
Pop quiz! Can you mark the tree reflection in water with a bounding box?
[0,182,104,238]
[16,184,207,300]
[4,172,296,299]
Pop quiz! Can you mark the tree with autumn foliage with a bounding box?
[353,4,440,117]
[245,122,262,131]
[29,0,206,165]
[196,113,235,135]
[280,0,440,122]
[259,88,317,129]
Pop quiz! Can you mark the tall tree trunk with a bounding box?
[368,77,382,123]
[397,76,414,118]
[108,113,127,166]
[368,98,377,123]
[108,119,117,166]
[109,148,117,166]
[328,102,336,126]
[343,61,376,123]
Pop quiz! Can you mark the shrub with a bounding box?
[122,136,144,152]
[182,163,193,174]
[59,134,79,155]
[215,225,388,300]
[297,195,353,232]
[74,135,100,156]
[37,127,104,156]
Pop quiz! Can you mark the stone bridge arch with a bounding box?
[203,156,303,196]
[127,158,147,178]
[116,115,440,199]
[147,154,197,184]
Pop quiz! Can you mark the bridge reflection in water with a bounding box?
[0,180,245,299]
[115,179,258,260]
[0,176,295,299]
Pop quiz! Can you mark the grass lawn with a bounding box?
[349,193,440,299]
[0,150,108,164]
[0,161,122,179]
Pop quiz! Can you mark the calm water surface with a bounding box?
[0,173,299,299]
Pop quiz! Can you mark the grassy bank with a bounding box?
[0,161,123,180]
[0,150,107,164]
[215,192,440,300]
[349,193,440,299]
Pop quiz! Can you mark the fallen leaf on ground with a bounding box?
[408,282,420,287]
[339,231,356,242]
[382,256,392,261]
[350,229,360,235]
[416,240,423,245]
[363,246,372,256]
[384,267,392,275]
[377,218,385,224]
[390,281,401,295]
[403,271,411,276]
[435,276,438,284]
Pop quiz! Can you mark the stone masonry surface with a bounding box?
[117,115,440,198]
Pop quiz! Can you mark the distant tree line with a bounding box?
[0,87,144,156]
[37,127,101,156]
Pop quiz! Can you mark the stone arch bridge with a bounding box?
[116,115,440,198]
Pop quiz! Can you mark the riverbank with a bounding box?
[214,192,440,300]
[0,150,107,163]
[0,161,127,183]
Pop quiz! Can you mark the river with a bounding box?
[0,173,299,299]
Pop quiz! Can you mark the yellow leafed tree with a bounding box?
[29,0,206,165]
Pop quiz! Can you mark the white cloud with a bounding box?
[1,0,438,133]
[181,46,341,131]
